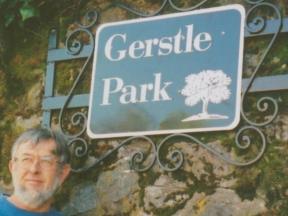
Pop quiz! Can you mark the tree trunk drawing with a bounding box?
[202,99,208,115]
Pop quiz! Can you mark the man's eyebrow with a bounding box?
[19,153,33,157]
[18,153,56,158]
[13,153,32,160]
[41,155,56,159]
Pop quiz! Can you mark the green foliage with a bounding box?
[0,70,7,113]
[0,0,39,27]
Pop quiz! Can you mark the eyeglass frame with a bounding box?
[13,154,63,170]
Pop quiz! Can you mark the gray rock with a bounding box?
[95,159,140,215]
[63,160,139,216]
[173,141,234,181]
[174,188,267,216]
[62,182,98,216]
[274,115,288,141]
[144,174,188,211]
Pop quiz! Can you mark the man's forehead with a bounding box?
[15,139,57,155]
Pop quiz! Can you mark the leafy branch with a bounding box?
[0,0,39,27]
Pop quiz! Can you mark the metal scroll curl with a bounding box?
[59,24,95,139]
[157,127,266,171]
[168,0,208,12]
[57,9,98,171]
[244,0,265,5]
[67,137,89,172]
[234,126,266,166]
[113,0,208,17]
[72,136,157,173]
[76,10,98,29]
[241,2,282,127]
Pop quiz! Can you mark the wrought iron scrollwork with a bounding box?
[75,136,157,173]
[54,0,285,172]
[234,126,266,165]
[157,127,266,171]
[241,2,282,126]
[68,137,88,158]
[58,9,97,171]
[157,134,185,172]
[244,0,265,5]
[59,5,98,139]
[113,0,208,17]
[168,0,208,12]
[76,10,98,29]
[59,27,94,138]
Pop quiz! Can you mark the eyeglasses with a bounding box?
[14,155,60,170]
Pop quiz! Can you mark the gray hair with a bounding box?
[11,128,70,164]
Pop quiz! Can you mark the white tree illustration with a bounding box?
[181,69,231,121]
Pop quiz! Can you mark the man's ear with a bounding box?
[59,164,71,184]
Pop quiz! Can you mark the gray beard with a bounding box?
[12,177,61,209]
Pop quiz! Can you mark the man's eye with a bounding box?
[42,159,53,164]
[21,157,32,163]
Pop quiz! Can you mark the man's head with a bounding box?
[9,128,71,211]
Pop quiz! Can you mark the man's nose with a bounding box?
[28,159,41,173]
